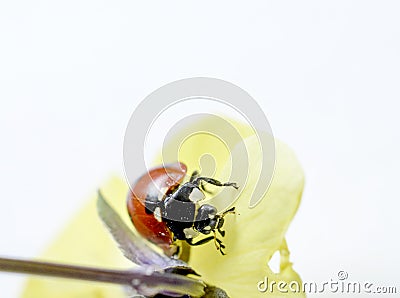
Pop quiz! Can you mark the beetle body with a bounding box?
[127,162,187,256]
[127,162,237,256]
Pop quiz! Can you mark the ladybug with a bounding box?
[127,162,238,256]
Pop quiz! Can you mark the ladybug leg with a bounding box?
[215,217,226,237]
[212,231,226,255]
[186,234,226,255]
[190,171,213,194]
[189,170,199,182]
[221,206,236,216]
[186,236,214,246]
[200,181,214,195]
[192,177,239,190]
[217,227,225,237]
[215,207,236,237]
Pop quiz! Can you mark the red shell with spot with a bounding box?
[127,162,187,255]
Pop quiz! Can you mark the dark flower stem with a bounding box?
[0,256,136,285]
[0,256,205,297]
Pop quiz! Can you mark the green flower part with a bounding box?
[21,118,305,298]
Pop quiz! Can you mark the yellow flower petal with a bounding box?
[158,116,305,297]
[21,178,131,298]
[21,116,304,298]
[188,136,305,297]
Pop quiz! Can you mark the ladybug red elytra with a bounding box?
[127,162,238,256]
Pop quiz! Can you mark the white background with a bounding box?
[1,1,399,297]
